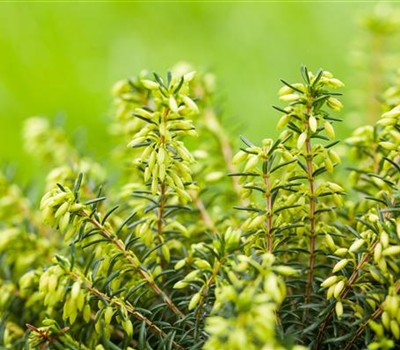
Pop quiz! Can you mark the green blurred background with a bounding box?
[0,2,390,179]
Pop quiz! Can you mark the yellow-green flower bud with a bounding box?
[324,121,336,139]
[123,319,133,338]
[174,259,186,270]
[328,149,341,164]
[183,71,196,82]
[194,259,212,270]
[333,280,345,298]
[332,193,343,207]
[391,320,400,339]
[248,214,266,229]
[232,150,248,164]
[335,301,343,319]
[381,231,389,248]
[327,182,344,193]
[279,93,300,102]
[380,141,397,150]
[369,320,384,337]
[387,296,399,319]
[182,95,199,114]
[173,281,189,289]
[332,259,349,273]
[309,116,317,132]
[161,244,170,262]
[297,132,307,149]
[205,171,224,182]
[349,238,365,252]
[278,85,293,96]
[83,304,91,323]
[374,243,383,263]
[383,246,400,257]
[244,155,259,172]
[325,234,336,251]
[104,306,114,326]
[188,292,202,310]
[382,311,391,330]
[169,96,179,113]
[325,158,334,173]
[54,201,70,219]
[327,284,335,300]
[70,281,81,301]
[141,79,159,90]
[327,97,343,111]
[381,107,400,119]
[321,275,339,288]
[327,78,345,88]
[277,114,291,129]
[274,265,297,276]
[377,118,397,127]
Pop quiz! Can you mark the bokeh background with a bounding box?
[0,2,398,180]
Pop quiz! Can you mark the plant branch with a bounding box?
[66,269,184,350]
[82,210,185,318]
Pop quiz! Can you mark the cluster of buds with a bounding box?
[40,185,85,239]
[23,117,72,165]
[204,253,302,350]
[127,71,200,204]
[276,67,344,152]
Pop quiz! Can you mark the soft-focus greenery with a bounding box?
[0,2,383,180]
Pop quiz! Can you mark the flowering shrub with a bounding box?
[0,61,399,350]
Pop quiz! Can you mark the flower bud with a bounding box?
[349,238,365,252]
[141,79,159,90]
[332,259,349,273]
[374,243,383,263]
[244,155,259,172]
[334,248,348,256]
[277,114,291,129]
[328,78,345,88]
[328,149,341,164]
[327,97,343,111]
[309,116,318,132]
[278,85,293,96]
[297,132,307,149]
[391,320,400,339]
[279,93,300,102]
[183,71,196,82]
[321,275,339,288]
[188,292,202,310]
[335,301,343,319]
[383,246,400,257]
[324,121,336,139]
[182,95,199,114]
[333,280,345,298]
[169,96,179,113]
[382,311,390,329]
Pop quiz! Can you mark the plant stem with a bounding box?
[304,135,316,318]
[157,182,166,244]
[195,261,222,340]
[263,174,273,252]
[204,108,246,205]
[194,197,218,235]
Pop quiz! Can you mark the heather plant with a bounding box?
[0,61,398,350]
[1,36,400,350]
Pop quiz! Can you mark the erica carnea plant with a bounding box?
[0,60,399,350]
